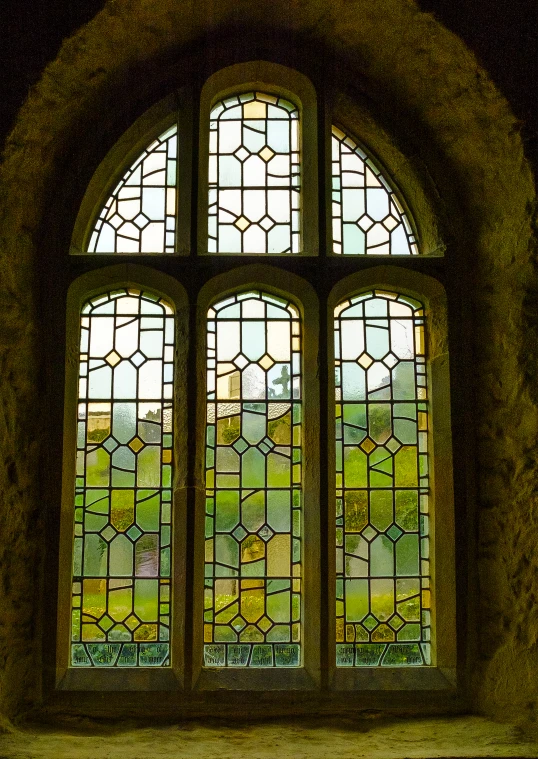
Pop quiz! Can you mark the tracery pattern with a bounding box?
[208,93,300,254]
[88,126,177,254]
[71,289,175,667]
[331,127,418,255]
[334,291,430,666]
[204,291,302,667]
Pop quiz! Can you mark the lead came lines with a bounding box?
[204,291,302,667]
[71,289,175,667]
[334,291,431,667]
[209,93,300,254]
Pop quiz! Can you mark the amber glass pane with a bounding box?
[208,93,300,254]
[331,126,417,256]
[204,291,302,667]
[334,291,430,666]
[70,289,175,667]
[88,126,177,254]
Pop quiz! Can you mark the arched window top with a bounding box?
[208,92,301,254]
[331,126,418,256]
[82,288,174,316]
[87,126,178,255]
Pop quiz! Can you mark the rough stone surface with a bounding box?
[0,0,536,739]
[1,716,538,759]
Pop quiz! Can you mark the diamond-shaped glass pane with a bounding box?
[363,614,378,631]
[99,614,114,632]
[360,437,376,454]
[259,146,275,162]
[384,352,398,368]
[131,351,146,367]
[260,216,275,231]
[358,215,374,231]
[387,524,403,541]
[100,525,116,542]
[129,437,144,452]
[134,213,149,229]
[362,525,378,542]
[358,353,373,369]
[234,354,249,369]
[258,525,274,542]
[235,216,250,231]
[103,436,119,452]
[386,437,401,453]
[232,616,247,631]
[233,526,247,541]
[234,146,250,162]
[106,350,121,367]
[127,525,142,541]
[233,437,249,454]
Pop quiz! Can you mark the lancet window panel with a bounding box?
[88,126,178,254]
[208,93,301,254]
[334,290,430,667]
[71,289,175,668]
[331,127,418,256]
[204,291,302,668]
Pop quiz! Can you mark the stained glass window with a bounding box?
[204,291,302,667]
[331,127,418,256]
[88,126,177,254]
[70,289,175,667]
[334,291,430,667]
[208,93,300,254]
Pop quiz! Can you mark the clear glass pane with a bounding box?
[334,291,430,667]
[71,289,175,668]
[209,93,301,254]
[204,292,302,667]
[87,126,177,255]
[331,126,418,256]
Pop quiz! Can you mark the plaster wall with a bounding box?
[0,0,536,733]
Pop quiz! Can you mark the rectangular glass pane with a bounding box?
[209,93,301,254]
[334,291,430,666]
[204,291,302,667]
[71,289,175,667]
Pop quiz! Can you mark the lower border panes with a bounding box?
[204,643,301,668]
[72,641,169,667]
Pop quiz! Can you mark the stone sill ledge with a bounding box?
[1,715,537,758]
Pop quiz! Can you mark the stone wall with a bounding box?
[0,0,536,733]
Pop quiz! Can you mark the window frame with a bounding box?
[193,265,320,690]
[52,59,459,709]
[327,266,456,691]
